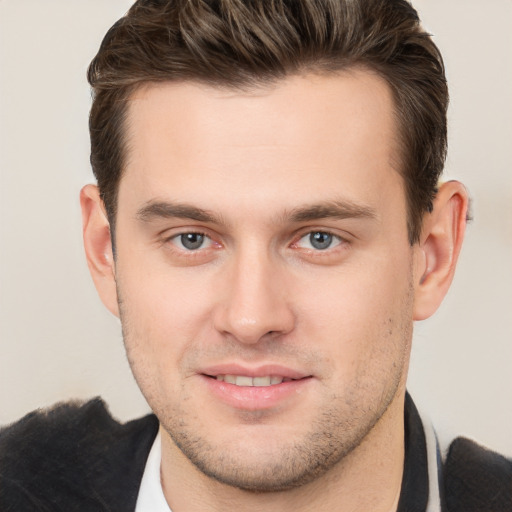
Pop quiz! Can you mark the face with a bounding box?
[113,70,418,491]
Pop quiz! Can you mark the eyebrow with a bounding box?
[136,198,377,225]
[136,201,220,224]
[288,200,377,223]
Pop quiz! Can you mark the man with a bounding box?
[0,0,510,511]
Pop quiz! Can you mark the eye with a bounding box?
[296,231,342,251]
[171,232,212,251]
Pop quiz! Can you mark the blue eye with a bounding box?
[297,231,341,251]
[310,232,332,250]
[173,233,211,250]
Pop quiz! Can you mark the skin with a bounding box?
[81,69,468,512]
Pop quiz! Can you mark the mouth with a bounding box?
[201,368,312,410]
[211,375,297,387]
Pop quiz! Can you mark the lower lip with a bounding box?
[201,375,312,411]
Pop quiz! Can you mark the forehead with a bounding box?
[120,70,404,222]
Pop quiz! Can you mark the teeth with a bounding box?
[215,375,287,387]
[224,375,236,385]
[253,376,271,387]
[236,376,253,387]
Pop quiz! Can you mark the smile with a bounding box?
[203,371,312,410]
[214,375,295,387]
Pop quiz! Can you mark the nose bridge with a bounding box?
[215,241,294,344]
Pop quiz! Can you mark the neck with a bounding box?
[160,392,405,512]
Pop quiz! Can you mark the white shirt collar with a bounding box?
[419,410,442,512]
[135,431,172,512]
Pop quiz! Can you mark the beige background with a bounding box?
[1,0,511,456]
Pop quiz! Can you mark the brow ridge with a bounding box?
[136,198,376,226]
[136,201,219,223]
[288,200,377,223]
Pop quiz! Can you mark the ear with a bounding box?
[80,184,119,318]
[413,181,469,320]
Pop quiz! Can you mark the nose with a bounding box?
[213,248,295,345]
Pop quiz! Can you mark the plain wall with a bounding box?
[0,0,511,456]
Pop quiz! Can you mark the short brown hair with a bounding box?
[88,0,448,244]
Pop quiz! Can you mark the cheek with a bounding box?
[296,253,413,367]
[116,270,214,415]
[115,261,217,379]
[119,251,213,325]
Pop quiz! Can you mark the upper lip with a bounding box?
[199,364,310,380]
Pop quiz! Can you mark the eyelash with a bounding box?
[169,232,213,251]
[292,231,345,252]
[164,228,348,256]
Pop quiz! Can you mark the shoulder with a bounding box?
[0,398,159,511]
[443,437,512,512]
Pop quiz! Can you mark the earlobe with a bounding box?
[413,181,469,321]
[80,184,120,318]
